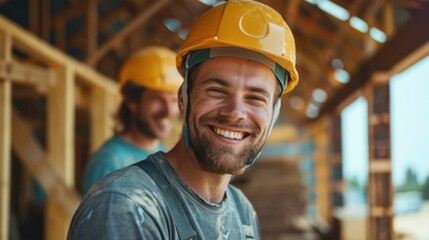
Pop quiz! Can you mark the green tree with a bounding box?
[396,167,422,193]
[347,176,361,189]
[405,167,419,185]
[422,175,429,200]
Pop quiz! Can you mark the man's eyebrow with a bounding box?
[201,77,271,97]
[201,78,230,87]
[246,86,271,98]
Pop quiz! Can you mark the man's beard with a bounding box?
[135,114,157,139]
[189,114,266,174]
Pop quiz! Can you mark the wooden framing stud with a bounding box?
[90,87,116,153]
[46,65,75,240]
[0,31,11,240]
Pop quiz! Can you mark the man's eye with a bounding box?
[248,96,267,103]
[207,88,225,94]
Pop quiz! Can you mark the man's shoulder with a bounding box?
[85,164,162,201]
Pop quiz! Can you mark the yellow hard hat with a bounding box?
[177,0,298,94]
[120,46,183,92]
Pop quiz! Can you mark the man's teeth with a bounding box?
[214,128,244,140]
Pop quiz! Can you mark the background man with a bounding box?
[82,46,183,194]
[69,1,299,239]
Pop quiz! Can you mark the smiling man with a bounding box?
[68,1,299,239]
[81,46,183,195]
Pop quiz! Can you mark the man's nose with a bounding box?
[219,96,247,120]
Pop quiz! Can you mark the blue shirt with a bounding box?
[82,135,166,195]
[69,152,260,240]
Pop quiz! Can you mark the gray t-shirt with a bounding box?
[68,152,260,240]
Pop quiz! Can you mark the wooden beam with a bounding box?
[363,0,386,21]
[330,116,344,209]
[54,21,66,50]
[312,118,332,221]
[366,83,393,240]
[87,0,98,59]
[67,8,131,49]
[317,3,429,121]
[47,66,75,184]
[11,107,80,225]
[0,16,118,94]
[67,8,131,52]
[41,0,50,40]
[322,0,365,60]
[285,0,300,27]
[51,1,87,25]
[46,65,75,240]
[90,87,116,153]
[363,0,386,55]
[383,3,395,38]
[86,0,171,66]
[0,60,56,88]
[29,0,40,36]
[0,31,11,240]
[99,8,130,30]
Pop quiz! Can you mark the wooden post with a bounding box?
[87,0,98,59]
[46,65,75,240]
[366,83,393,240]
[90,87,115,153]
[40,0,50,41]
[314,118,331,221]
[29,0,40,36]
[330,116,344,209]
[0,32,11,240]
[383,4,394,38]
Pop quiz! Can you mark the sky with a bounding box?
[342,56,429,187]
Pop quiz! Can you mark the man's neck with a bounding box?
[164,139,231,204]
[120,130,159,151]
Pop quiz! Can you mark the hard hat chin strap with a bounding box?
[181,64,192,148]
[245,98,281,166]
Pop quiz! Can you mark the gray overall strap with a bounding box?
[133,159,197,240]
[229,187,250,226]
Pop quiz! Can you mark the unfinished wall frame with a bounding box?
[0,16,119,240]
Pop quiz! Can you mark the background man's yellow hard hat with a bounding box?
[120,46,183,92]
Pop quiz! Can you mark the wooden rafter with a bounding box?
[317,3,429,121]
[52,1,87,25]
[323,0,365,59]
[285,0,300,27]
[86,0,171,66]
[383,3,395,37]
[67,8,131,49]
[99,8,131,30]
[86,0,98,58]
